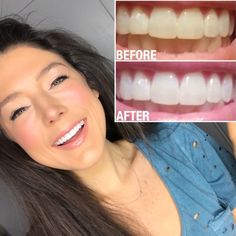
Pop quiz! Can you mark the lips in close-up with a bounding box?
[116,1,236,60]
[52,118,87,150]
[116,62,236,121]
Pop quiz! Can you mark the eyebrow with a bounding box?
[0,62,66,110]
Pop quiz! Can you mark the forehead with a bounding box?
[0,45,73,106]
[0,45,66,80]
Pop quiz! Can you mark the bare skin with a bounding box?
[106,146,182,236]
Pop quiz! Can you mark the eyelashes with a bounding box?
[10,75,69,121]
[50,75,69,89]
[10,106,29,121]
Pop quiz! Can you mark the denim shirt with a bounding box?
[135,123,236,236]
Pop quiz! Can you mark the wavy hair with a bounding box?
[0,17,152,235]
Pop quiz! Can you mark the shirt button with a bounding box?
[192,141,198,148]
[165,166,171,172]
[193,213,200,220]
[222,227,227,233]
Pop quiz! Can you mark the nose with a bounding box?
[35,94,68,126]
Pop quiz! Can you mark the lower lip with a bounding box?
[55,119,88,149]
[116,39,236,60]
[116,100,236,121]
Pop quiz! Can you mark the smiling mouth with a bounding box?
[116,2,236,58]
[116,62,236,121]
[53,119,86,147]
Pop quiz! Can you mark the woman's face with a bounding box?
[0,45,107,171]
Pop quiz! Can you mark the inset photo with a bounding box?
[116,62,236,121]
[116,1,236,60]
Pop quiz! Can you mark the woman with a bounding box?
[0,18,235,236]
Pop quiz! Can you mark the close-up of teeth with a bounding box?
[116,5,236,53]
[117,70,234,106]
[55,120,85,146]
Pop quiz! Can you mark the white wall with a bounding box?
[0,0,114,59]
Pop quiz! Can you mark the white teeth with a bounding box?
[221,74,233,102]
[219,10,230,37]
[132,72,150,100]
[179,73,206,105]
[116,6,234,40]
[118,71,235,106]
[55,120,85,146]
[151,72,179,105]
[204,10,218,38]
[119,71,133,100]
[149,8,177,39]
[130,7,149,34]
[177,8,204,39]
[207,74,221,103]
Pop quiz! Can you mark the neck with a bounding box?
[73,139,137,196]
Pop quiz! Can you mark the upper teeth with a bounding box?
[55,120,85,146]
[116,6,234,39]
[117,71,234,106]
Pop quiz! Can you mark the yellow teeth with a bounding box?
[116,6,234,40]
[118,35,231,53]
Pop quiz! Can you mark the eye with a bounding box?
[50,75,69,89]
[10,106,29,121]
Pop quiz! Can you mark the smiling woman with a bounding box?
[0,18,236,236]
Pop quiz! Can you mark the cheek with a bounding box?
[12,119,41,150]
[62,83,93,105]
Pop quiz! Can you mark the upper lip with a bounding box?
[116,62,236,75]
[52,118,85,146]
[117,1,236,10]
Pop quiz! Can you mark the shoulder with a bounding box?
[145,123,208,163]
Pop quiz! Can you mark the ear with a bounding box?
[92,89,99,98]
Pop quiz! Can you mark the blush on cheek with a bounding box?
[62,84,94,104]
[12,120,40,150]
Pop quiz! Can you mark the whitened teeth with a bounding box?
[118,71,234,106]
[132,72,150,100]
[55,120,85,146]
[179,73,206,105]
[118,71,133,100]
[222,74,233,102]
[151,72,179,105]
[116,6,234,39]
[207,74,221,103]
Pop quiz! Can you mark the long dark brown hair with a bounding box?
[0,17,153,235]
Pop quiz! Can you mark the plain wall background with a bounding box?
[0,0,114,59]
